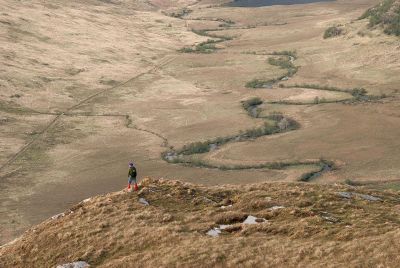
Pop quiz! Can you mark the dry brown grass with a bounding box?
[1,0,400,250]
[1,178,400,267]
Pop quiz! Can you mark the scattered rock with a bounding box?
[82,198,91,203]
[206,228,221,237]
[338,192,352,199]
[51,213,65,220]
[321,215,340,223]
[338,192,382,201]
[187,188,195,195]
[320,212,340,223]
[269,205,285,211]
[56,261,90,268]
[220,204,233,209]
[224,225,242,233]
[138,198,149,206]
[209,143,218,151]
[358,194,382,202]
[243,215,266,224]
[206,224,233,237]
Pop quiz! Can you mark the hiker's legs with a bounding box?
[132,177,138,191]
[128,176,138,191]
[128,177,133,190]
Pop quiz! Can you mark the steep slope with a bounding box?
[360,0,400,35]
[1,178,400,267]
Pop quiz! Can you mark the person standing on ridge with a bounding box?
[127,162,138,191]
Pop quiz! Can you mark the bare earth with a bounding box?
[1,0,399,249]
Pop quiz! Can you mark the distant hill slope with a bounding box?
[1,178,400,267]
[360,0,400,35]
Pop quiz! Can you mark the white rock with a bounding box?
[56,261,90,268]
[206,228,221,237]
[243,215,266,224]
[138,198,149,206]
[269,206,285,210]
[51,213,65,220]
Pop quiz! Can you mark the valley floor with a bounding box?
[1,0,399,245]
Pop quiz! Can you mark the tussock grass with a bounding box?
[3,178,400,267]
[323,26,343,39]
[271,50,297,59]
[360,0,400,36]
[165,8,192,18]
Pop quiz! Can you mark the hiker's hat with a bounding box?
[129,162,134,167]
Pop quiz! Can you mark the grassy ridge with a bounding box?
[360,0,400,36]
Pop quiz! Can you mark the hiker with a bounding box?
[127,162,138,191]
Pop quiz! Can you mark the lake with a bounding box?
[227,0,335,7]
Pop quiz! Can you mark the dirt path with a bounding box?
[0,55,176,174]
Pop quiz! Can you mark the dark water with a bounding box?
[227,0,335,7]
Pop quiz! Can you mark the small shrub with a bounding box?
[299,171,317,182]
[277,118,290,130]
[169,8,192,18]
[178,47,195,53]
[268,57,294,69]
[323,26,343,39]
[268,56,298,78]
[215,212,248,224]
[349,87,367,98]
[271,50,297,59]
[359,0,400,36]
[181,141,211,155]
[242,97,263,110]
[344,179,362,186]
[245,79,275,88]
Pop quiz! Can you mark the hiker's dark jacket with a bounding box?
[128,166,137,178]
